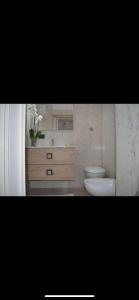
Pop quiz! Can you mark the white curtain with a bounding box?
[0,104,26,196]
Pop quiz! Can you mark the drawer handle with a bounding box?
[46,169,53,176]
[46,153,53,159]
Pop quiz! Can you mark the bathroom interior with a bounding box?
[25,103,139,197]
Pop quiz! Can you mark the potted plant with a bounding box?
[29,128,44,146]
[28,104,45,146]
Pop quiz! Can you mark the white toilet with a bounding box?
[84,166,116,196]
[84,178,116,196]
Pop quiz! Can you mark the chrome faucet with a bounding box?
[51,138,55,146]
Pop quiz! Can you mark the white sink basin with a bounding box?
[49,145,67,147]
[27,145,76,148]
[50,145,75,148]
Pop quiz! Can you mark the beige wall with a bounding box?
[115,104,139,196]
[29,104,116,189]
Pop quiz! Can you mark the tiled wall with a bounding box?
[115,104,139,196]
[102,104,116,178]
[72,104,103,187]
[29,104,116,189]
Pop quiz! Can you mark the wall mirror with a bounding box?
[32,104,74,131]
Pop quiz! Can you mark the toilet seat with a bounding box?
[85,166,105,173]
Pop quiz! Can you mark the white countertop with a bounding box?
[26,145,76,148]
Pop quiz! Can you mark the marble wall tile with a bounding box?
[102,104,116,178]
[72,104,103,187]
[115,104,139,196]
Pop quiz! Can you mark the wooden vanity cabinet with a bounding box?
[26,147,76,181]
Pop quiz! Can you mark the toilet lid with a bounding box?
[85,166,106,173]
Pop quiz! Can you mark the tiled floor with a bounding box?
[27,187,90,196]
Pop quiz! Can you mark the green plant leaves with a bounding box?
[29,129,44,139]
[29,128,35,139]
[35,131,42,138]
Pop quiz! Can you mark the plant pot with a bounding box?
[31,138,37,146]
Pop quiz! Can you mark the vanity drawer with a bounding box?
[26,148,75,165]
[26,164,75,180]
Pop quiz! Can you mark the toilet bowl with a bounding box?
[84,178,116,196]
[84,166,106,178]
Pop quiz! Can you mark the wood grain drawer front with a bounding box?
[26,164,75,180]
[26,148,75,165]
